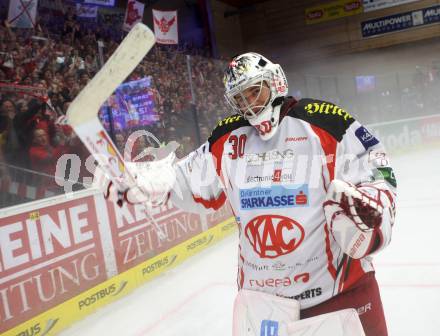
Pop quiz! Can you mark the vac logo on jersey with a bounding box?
[245,214,305,258]
[355,126,379,149]
[239,185,309,210]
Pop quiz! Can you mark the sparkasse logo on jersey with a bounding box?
[239,185,309,210]
[245,214,305,258]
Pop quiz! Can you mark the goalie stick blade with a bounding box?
[67,23,155,127]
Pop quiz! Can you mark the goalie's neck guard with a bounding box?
[248,96,284,140]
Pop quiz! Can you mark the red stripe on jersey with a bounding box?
[210,133,230,177]
[310,125,337,182]
[237,244,245,289]
[321,171,328,192]
[238,267,244,289]
[338,257,349,292]
[192,191,226,211]
[191,132,230,210]
[366,227,384,255]
[342,258,366,292]
[324,222,337,280]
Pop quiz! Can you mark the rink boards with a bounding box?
[0,190,235,336]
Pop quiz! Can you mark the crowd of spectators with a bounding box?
[0,5,229,207]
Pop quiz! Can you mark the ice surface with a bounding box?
[60,147,440,336]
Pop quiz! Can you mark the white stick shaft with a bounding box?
[67,23,155,127]
[66,23,155,190]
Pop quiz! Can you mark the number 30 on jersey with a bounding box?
[229,135,247,159]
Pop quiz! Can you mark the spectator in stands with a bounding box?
[29,127,66,185]
[1,98,15,119]
[61,74,79,101]
[0,144,8,179]
[0,100,13,149]
[79,71,90,87]
[114,133,125,153]
[0,98,25,167]
[13,99,54,148]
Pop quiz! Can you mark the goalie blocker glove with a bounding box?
[96,151,177,207]
[324,180,396,259]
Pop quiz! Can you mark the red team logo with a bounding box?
[126,1,142,26]
[245,215,305,258]
[153,16,176,34]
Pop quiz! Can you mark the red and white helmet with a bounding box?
[223,52,288,140]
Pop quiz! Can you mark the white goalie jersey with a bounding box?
[170,98,396,309]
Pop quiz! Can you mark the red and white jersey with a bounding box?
[170,98,396,309]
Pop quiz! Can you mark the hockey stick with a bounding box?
[67,23,167,240]
[67,23,154,190]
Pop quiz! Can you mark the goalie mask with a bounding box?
[223,52,288,140]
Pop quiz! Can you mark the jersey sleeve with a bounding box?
[170,114,249,214]
[170,141,226,214]
[334,120,396,255]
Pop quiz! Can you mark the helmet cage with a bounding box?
[224,73,272,119]
[225,59,288,120]
[224,71,275,120]
[223,52,288,135]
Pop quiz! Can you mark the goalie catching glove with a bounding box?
[324,180,395,259]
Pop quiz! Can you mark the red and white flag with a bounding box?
[7,0,38,28]
[123,0,145,32]
[152,9,178,45]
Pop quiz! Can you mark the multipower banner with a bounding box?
[361,5,440,37]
